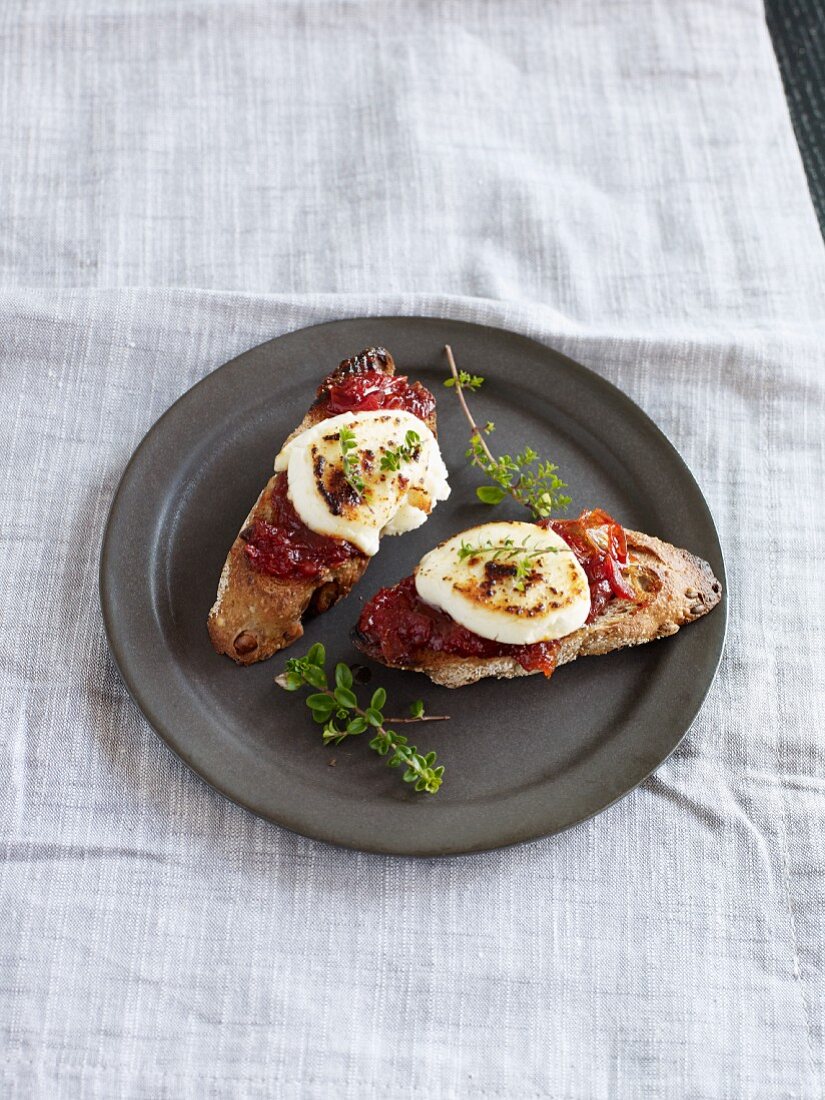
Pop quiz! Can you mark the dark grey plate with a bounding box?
[100,317,726,856]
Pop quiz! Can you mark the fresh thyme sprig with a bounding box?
[443,369,485,392]
[380,429,421,473]
[443,345,572,518]
[339,425,365,496]
[457,536,565,591]
[276,644,446,794]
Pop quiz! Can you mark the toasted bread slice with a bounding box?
[208,348,438,665]
[354,528,722,687]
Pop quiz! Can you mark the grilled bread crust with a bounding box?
[207,348,437,665]
[354,530,722,687]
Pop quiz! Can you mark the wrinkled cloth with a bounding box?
[0,1,823,1098]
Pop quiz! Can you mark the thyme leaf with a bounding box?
[379,429,421,473]
[339,425,365,496]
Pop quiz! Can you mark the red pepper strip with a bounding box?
[603,552,636,601]
[607,522,628,564]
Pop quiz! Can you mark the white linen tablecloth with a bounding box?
[1,1,823,1096]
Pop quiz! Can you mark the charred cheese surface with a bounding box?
[274,410,450,556]
[414,521,591,644]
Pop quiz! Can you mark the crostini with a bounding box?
[353,510,722,687]
[208,347,450,664]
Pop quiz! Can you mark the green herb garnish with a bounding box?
[457,536,564,591]
[380,429,421,473]
[443,369,485,392]
[443,345,572,518]
[466,439,570,517]
[277,645,447,794]
[339,425,365,495]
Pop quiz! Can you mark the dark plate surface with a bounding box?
[100,317,726,856]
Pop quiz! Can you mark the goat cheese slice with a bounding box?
[274,410,450,557]
[414,521,590,644]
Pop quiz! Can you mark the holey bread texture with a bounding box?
[354,527,722,688]
[208,347,440,665]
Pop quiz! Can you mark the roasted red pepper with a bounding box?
[545,509,636,620]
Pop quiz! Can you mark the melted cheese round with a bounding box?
[274,410,450,556]
[414,521,591,644]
